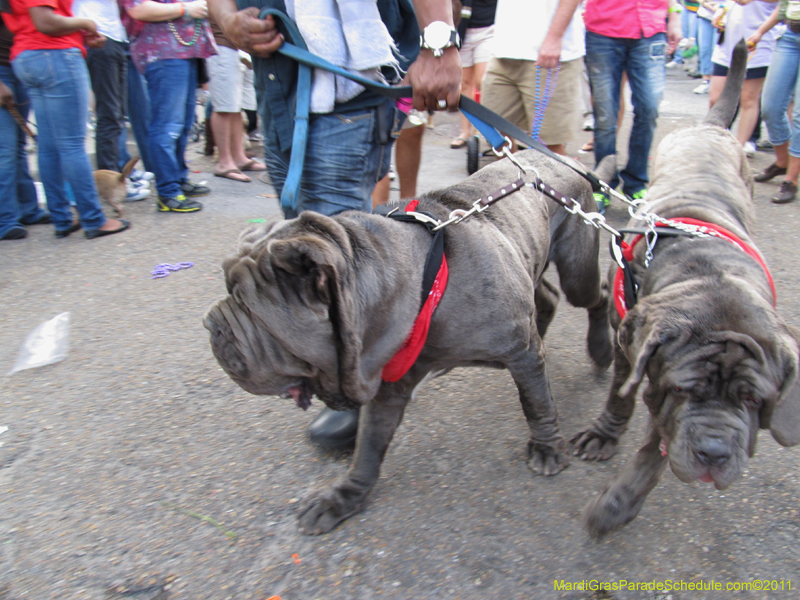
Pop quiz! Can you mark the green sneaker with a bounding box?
[157,193,203,213]
[594,192,610,215]
[631,189,647,201]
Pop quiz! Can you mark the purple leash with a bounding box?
[151,262,194,279]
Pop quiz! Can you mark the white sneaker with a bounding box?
[582,115,595,131]
[125,186,150,202]
[129,168,155,182]
[693,81,710,94]
[743,141,756,157]
[127,178,150,191]
[666,60,683,69]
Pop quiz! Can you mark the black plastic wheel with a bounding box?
[467,135,480,175]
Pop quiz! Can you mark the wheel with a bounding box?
[467,135,480,175]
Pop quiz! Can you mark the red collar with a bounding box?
[382,200,449,382]
[613,217,776,319]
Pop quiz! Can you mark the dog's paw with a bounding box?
[583,485,644,537]
[571,429,619,461]
[297,485,365,535]
[526,439,570,476]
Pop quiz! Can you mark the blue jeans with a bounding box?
[12,48,106,231]
[585,31,667,195]
[119,49,153,172]
[762,30,800,157]
[263,100,400,218]
[143,58,197,198]
[675,9,698,63]
[697,17,716,77]
[0,64,47,238]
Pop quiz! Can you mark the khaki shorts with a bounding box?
[207,46,257,113]
[459,25,494,68]
[482,57,583,146]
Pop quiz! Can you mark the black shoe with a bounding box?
[754,162,788,183]
[772,181,798,204]
[1,226,27,240]
[180,181,211,197]
[307,407,359,451]
[157,194,203,212]
[22,212,51,225]
[85,219,130,239]
[55,223,82,238]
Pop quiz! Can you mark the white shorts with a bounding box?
[459,25,494,68]
[207,46,257,113]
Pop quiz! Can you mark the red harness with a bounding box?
[381,200,450,382]
[613,217,777,319]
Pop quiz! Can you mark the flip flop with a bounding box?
[237,159,267,172]
[215,168,251,182]
[579,141,594,153]
[450,137,468,149]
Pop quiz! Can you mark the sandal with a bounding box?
[215,168,251,182]
[450,137,468,149]
[579,140,594,153]
[237,159,267,172]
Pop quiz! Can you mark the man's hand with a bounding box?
[84,32,106,48]
[0,80,14,110]
[405,45,461,112]
[219,8,283,57]
[537,35,562,69]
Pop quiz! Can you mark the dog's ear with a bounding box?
[617,302,692,399]
[267,213,381,403]
[768,323,800,447]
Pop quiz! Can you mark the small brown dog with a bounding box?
[94,156,142,218]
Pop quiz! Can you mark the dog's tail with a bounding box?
[703,39,747,129]
[119,156,140,181]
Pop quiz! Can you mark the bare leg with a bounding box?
[735,78,765,146]
[396,124,425,199]
[212,112,249,181]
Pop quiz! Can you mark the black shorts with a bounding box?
[712,64,768,80]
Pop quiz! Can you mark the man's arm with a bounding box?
[406,0,462,112]
[28,5,96,36]
[666,0,682,53]
[537,0,581,69]
[127,0,208,22]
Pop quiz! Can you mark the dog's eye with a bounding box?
[744,396,762,409]
[673,387,683,393]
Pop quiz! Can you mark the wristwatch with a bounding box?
[420,21,460,57]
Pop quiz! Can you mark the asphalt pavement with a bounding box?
[1,67,799,600]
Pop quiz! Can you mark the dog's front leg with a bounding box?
[507,343,570,476]
[572,341,636,460]
[297,385,411,535]
[583,422,668,536]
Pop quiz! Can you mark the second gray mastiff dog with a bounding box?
[572,41,800,536]
[205,150,613,534]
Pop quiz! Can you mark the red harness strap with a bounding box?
[613,217,777,319]
[381,200,450,382]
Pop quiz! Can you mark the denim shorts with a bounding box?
[264,99,402,218]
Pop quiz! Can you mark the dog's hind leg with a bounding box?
[506,341,571,476]
[534,275,560,339]
[297,372,423,535]
[583,422,668,536]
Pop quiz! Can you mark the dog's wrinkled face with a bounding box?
[204,215,376,413]
[619,296,800,490]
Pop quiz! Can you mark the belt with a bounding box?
[788,19,800,34]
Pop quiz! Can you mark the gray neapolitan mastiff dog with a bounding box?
[572,41,800,536]
[205,150,613,534]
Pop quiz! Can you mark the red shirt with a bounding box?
[583,0,669,39]
[4,0,84,61]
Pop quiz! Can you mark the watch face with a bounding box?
[424,21,452,49]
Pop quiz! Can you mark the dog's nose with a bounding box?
[694,437,731,467]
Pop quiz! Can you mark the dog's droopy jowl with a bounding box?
[572,41,800,536]
[205,150,613,534]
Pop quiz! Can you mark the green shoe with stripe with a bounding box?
[157,194,203,213]
[594,192,610,215]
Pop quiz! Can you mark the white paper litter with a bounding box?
[9,312,70,374]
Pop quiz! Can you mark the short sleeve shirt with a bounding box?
[122,0,216,73]
[583,0,668,39]
[5,0,85,60]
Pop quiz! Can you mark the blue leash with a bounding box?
[260,9,602,211]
